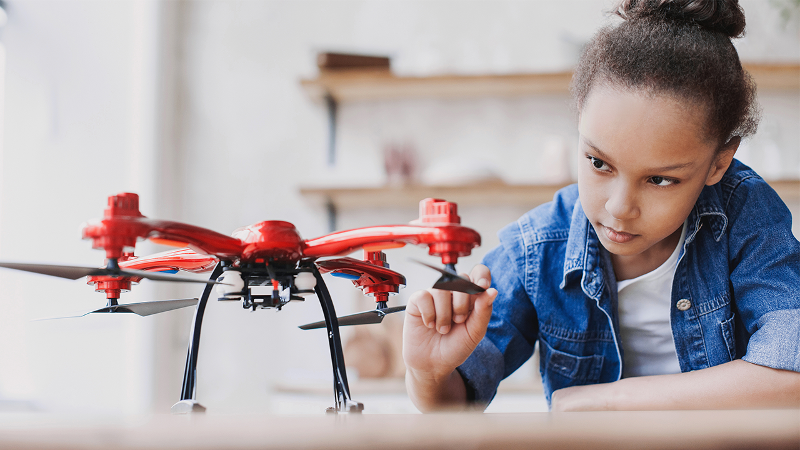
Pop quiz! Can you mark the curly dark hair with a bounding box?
[571,0,760,149]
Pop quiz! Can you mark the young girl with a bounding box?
[403,0,800,411]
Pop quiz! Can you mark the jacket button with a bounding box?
[676,299,692,311]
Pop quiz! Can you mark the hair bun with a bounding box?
[615,0,746,38]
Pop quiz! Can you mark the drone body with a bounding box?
[1,193,483,414]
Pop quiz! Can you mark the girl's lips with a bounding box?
[603,225,637,244]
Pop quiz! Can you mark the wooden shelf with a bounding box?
[300,181,569,210]
[300,179,800,210]
[767,178,800,201]
[301,63,800,103]
[300,181,571,210]
[302,68,574,102]
[744,63,800,91]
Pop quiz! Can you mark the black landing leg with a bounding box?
[171,263,224,414]
[309,265,363,414]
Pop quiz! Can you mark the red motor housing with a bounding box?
[83,193,150,260]
[416,198,460,225]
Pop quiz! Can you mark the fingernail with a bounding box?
[426,320,435,329]
[487,288,497,305]
[478,278,488,287]
[439,325,450,334]
[453,314,465,323]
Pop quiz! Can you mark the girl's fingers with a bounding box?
[408,289,436,328]
[406,264,493,334]
[460,264,493,336]
[451,272,473,323]
[470,264,492,288]
[431,288,453,334]
[465,287,497,344]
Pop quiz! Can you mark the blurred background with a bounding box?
[0,0,796,416]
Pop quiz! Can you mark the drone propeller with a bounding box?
[298,305,406,330]
[36,298,199,320]
[412,260,486,295]
[0,262,225,285]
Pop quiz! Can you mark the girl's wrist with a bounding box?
[406,366,457,388]
[406,368,468,412]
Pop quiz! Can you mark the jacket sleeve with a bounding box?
[727,176,800,372]
[457,221,540,405]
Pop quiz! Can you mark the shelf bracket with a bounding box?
[325,93,337,166]
[325,196,337,233]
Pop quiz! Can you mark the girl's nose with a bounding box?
[605,183,640,221]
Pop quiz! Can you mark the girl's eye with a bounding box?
[587,156,609,171]
[649,176,677,187]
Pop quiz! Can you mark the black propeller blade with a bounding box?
[0,262,226,285]
[36,298,199,320]
[412,260,486,295]
[299,305,406,330]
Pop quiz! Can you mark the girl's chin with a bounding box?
[599,235,645,256]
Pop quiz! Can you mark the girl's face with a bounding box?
[577,85,735,260]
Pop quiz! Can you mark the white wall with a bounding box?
[0,0,164,414]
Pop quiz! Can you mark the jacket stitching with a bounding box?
[724,173,759,212]
[695,292,730,317]
[540,323,615,342]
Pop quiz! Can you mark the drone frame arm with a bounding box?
[118,247,219,273]
[303,224,480,265]
[83,216,244,261]
[316,256,406,300]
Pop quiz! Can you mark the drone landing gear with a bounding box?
[309,265,363,414]
[171,399,206,414]
[171,263,362,414]
[172,263,224,415]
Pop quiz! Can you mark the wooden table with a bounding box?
[0,409,797,449]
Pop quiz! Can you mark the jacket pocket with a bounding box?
[720,315,737,361]
[539,335,604,383]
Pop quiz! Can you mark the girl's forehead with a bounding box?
[583,83,704,119]
[579,86,716,164]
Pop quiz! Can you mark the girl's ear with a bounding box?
[705,137,740,186]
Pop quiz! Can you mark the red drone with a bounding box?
[0,193,483,414]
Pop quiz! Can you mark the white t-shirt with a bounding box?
[617,222,687,378]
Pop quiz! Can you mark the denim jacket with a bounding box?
[457,160,800,405]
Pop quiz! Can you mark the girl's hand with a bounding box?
[402,264,497,382]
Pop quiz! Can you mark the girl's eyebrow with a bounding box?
[582,138,616,164]
[582,137,695,173]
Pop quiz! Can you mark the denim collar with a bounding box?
[686,184,728,244]
[560,185,729,294]
[560,199,605,300]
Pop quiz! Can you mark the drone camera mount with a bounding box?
[216,262,312,311]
